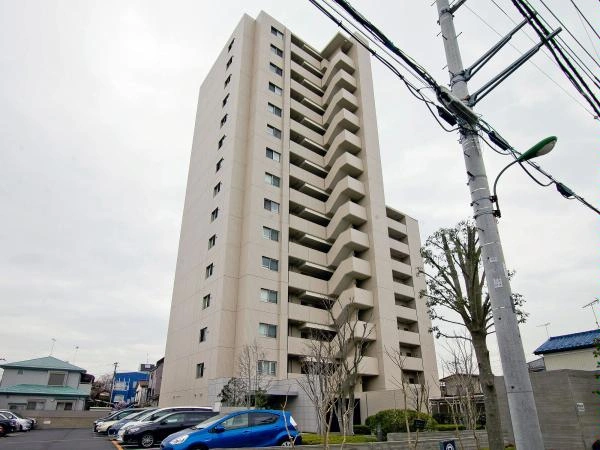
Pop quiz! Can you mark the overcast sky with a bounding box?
[1,0,598,378]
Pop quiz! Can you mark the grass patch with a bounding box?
[301,433,377,445]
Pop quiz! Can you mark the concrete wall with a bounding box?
[496,369,600,449]
[21,410,106,429]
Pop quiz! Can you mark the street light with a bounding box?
[492,136,557,217]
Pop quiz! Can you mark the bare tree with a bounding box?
[420,220,526,450]
[238,340,272,408]
[297,330,341,450]
[441,336,482,449]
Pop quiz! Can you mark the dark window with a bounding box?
[267,125,281,139]
[268,82,282,96]
[222,94,230,107]
[218,135,226,149]
[265,172,280,187]
[208,234,217,249]
[262,226,279,241]
[269,62,283,76]
[257,361,277,376]
[264,199,280,213]
[196,363,205,378]
[205,263,214,278]
[228,39,235,52]
[260,288,278,304]
[271,26,284,38]
[266,148,281,162]
[220,114,228,127]
[211,208,219,221]
[202,294,211,309]
[261,256,279,271]
[268,103,282,117]
[221,413,249,430]
[213,182,222,196]
[259,322,277,338]
[270,44,283,58]
[250,412,278,426]
[224,74,231,88]
[48,372,66,386]
[216,158,224,172]
[226,56,233,70]
[200,327,207,342]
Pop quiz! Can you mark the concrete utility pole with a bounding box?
[110,362,119,405]
[435,1,544,449]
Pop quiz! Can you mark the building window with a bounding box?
[265,172,281,187]
[228,38,235,52]
[261,256,279,271]
[196,363,205,378]
[213,182,222,196]
[210,208,219,221]
[222,94,230,107]
[218,135,226,149]
[271,26,283,38]
[266,148,281,162]
[269,62,283,76]
[268,103,282,117]
[224,74,231,88]
[259,322,277,338]
[260,288,278,304]
[202,294,211,309]
[220,114,228,128]
[263,226,279,241]
[226,56,233,70]
[208,234,217,249]
[268,82,282,96]
[264,198,280,213]
[257,360,277,376]
[216,158,224,172]
[200,327,208,342]
[47,372,66,386]
[267,125,281,139]
[205,263,214,278]
[17,369,23,375]
[270,44,283,58]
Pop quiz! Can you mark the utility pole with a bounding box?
[109,362,119,406]
[436,1,544,449]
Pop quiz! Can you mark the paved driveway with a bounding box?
[0,428,124,450]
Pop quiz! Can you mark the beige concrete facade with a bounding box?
[160,12,439,428]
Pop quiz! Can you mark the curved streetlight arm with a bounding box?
[491,158,521,218]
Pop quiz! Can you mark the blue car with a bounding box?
[160,409,301,450]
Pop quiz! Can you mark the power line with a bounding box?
[569,0,600,42]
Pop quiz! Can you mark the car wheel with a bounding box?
[140,433,155,448]
[280,438,294,446]
[0,425,5,437]
[189,445,208,450]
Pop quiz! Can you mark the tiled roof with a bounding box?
[534,329,600,355]
[0,356,85,372]
[0,384,89,397]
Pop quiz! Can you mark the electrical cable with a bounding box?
[569,0,600,42]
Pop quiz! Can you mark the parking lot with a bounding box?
[0,428,148,450]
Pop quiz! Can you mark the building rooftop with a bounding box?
[0,384,89,397]
[534,329,600,355]
[0,356,86,373]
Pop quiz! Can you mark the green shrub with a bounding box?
[435,423,466,431]
[365,409,438,437]
[301,433,377,444]
[353,424,372,435]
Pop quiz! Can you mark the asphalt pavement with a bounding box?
[0,428,146,450]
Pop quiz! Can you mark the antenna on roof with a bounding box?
[49,338,56,356]
[582,299,600,329]
[537,322,551,338]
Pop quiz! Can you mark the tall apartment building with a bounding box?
[161,12,439,428]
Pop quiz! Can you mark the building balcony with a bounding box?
[400,356,425,372]
[355,356,379,376]
[323,89,359,127]
[287,336,312,357]
[327,228,369,268]
[290,188,326,215]
[396,305,418,323]
[290,42,323,72]
[326,176,366,215]
[290,164,326,190]
[325,152,363,191]
[391,259,412,279]
[323,69,357,106]
[324,130,361,168]
[322,51,356,88]
[330,287,374,320]
[390,238,410,260]
[290,119,324,146]
[289,141,325,169]
[291,98,323,128]
[289,271,328,295]
[291,78,322,106]
[387,217,408,240]
[289,242,328,268]
[327,201,367,240]
[323,110,360,146]
[328,256,371,296]
[398,329,421,347]
[289,214,327,240]
[393,281,415,300]
[288,302,330,326]
[291,60,322,89]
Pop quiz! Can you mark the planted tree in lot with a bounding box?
[420,220,527,450]
[237,340,272,408]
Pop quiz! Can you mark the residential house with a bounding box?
[533,328,600,371]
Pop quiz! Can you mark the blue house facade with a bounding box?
[111,371,149,406]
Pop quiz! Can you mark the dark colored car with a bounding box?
[0,416,16,437]
[93,408,137,432]
[109,407,211,439]
[121,410,218,448]
[160,409,301,450]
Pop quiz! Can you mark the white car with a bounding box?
[0,411,32,431]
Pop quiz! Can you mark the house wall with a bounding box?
[495,369,600,449]
[0,368,83,389]
[0,394,86,411]
[543,348,596,371]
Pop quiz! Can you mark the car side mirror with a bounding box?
[161,420,168,425]
[213,425,225,433]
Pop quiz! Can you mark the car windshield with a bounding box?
[122,410,150,421]
[191,412,229,430]
[8,412,24,419]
